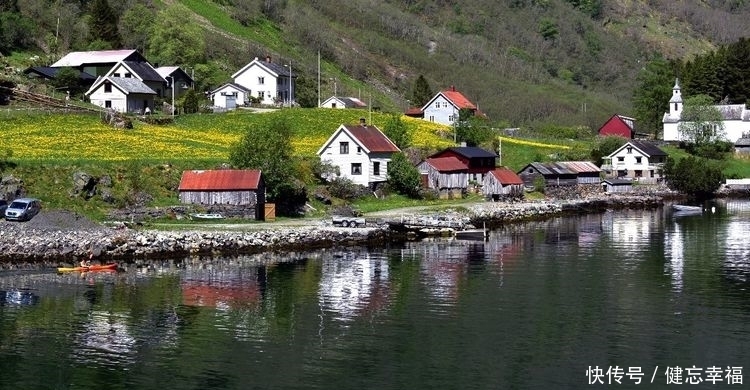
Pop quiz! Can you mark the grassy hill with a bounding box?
[4,0,750,134]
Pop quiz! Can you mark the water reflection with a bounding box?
[319,251,390,322]
[0,289,39,306]
[72,311,136,366]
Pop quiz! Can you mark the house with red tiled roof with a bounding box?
[178,169,266,220]
[482,167,524,200]
[317,118,401,187]
[428,146,498,183]
[417,156,469,198]
[421,86,486,126]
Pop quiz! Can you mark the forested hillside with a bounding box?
[2,0,750,134]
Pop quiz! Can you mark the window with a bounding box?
[627,146,633,154]
[373,162,380,176]
[351,163,362,175]
[259,91,265,99]
[258,77,265,84]
[105,100,112,108]
[635,157,642,164]
[429,116,435,122]
[357,146,362,154]
[124,73,131,78]
[104,83,112,93]
[617,156,624,162]
[449,114,456,122]
[332,103,337,108]
[635,170,643,177]
[340,142,349,154]
[113,73,120,77]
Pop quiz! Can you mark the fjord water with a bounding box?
[1,200,749,389]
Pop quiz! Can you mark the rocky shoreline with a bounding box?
[0,190,685,267]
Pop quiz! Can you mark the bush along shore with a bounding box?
[0,190,686,267]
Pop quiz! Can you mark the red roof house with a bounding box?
[178,169,266,220]
[317,118,401,188]
[597,114,636,139]
[482,167,524,200]
[417,156,469,197]
[421,86,487,126]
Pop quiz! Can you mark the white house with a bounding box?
[209,83,251,109]
[421,85,486,126]
[320,96,367,109]
[85,76,156,113]
[231,56,295,106]
[663,78,750,143]
[604,140,668,184]
[317,119,401,187]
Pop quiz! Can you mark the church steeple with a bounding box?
[669,78,682,116]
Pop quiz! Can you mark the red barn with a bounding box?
[597,114,635,139]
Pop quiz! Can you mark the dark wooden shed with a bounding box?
[178,169,266,220]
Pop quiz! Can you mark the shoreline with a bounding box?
[0,191,687,267]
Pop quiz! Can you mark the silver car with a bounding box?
[4,198,42,221]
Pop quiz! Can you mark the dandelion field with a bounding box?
[0,109,454,163]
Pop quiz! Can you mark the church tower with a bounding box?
[669,78,682,117]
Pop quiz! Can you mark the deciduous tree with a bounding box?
[663,156,724,198]
[383,114,411,149]
[678,94,726,146]
[387,152,421,198]
[149,4,205,66]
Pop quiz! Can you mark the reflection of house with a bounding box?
[663,78,750,143]
[318,254,390,321]
[597,114,636,139]
[517,162,578,188]
[417,156,468,198]
[320,96,367,109]
[604,140,667,183]
[85,76,156,113]
[317,119,400,187]
[177,169,266,220]
[209,83,250,109]
[482,167,524,200]
[230,56,295,106]
[428,146,497,183]
[421,86,486,126]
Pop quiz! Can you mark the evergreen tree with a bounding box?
[294,74,318,108]
[88,0,121,48]
[663,156,724,199]
[632,58,674,138]
[410,75,433,107]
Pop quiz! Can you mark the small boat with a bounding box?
[672,204,702,212]
[190,213,224,220]
[57,263,118,273]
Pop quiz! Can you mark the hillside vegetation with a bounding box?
[3,0,750,133]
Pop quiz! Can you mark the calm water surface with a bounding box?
[1,200,749,389]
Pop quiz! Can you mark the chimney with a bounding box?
[451,85,455,91]
[359,117,366,126]
[265,55,271,63]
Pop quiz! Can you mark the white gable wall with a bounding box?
[608,145,664,180]
[422,95,457,126]
[212,86,249,109]
[234,63,279,106]
[321,97,345,109]
[664,120,748,143]
[318,131,374,186]
[89,86,128,112]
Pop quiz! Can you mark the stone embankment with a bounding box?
[0,192,677,265]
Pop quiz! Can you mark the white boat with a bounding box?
[672,205,702,212]
[454,229,488,241]
[190,213,224,220]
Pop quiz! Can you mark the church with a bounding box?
[662,78,750,143]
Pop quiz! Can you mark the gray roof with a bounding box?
[629,140,667,157]
[210,82,250,95]
[123,61,164,82]
[602,178,633,185]
[109,77,156,94]
[735,138,750,147]
[520,162,577,176]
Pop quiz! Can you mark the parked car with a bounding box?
[4,198,42,221]
[0,200,7,216]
